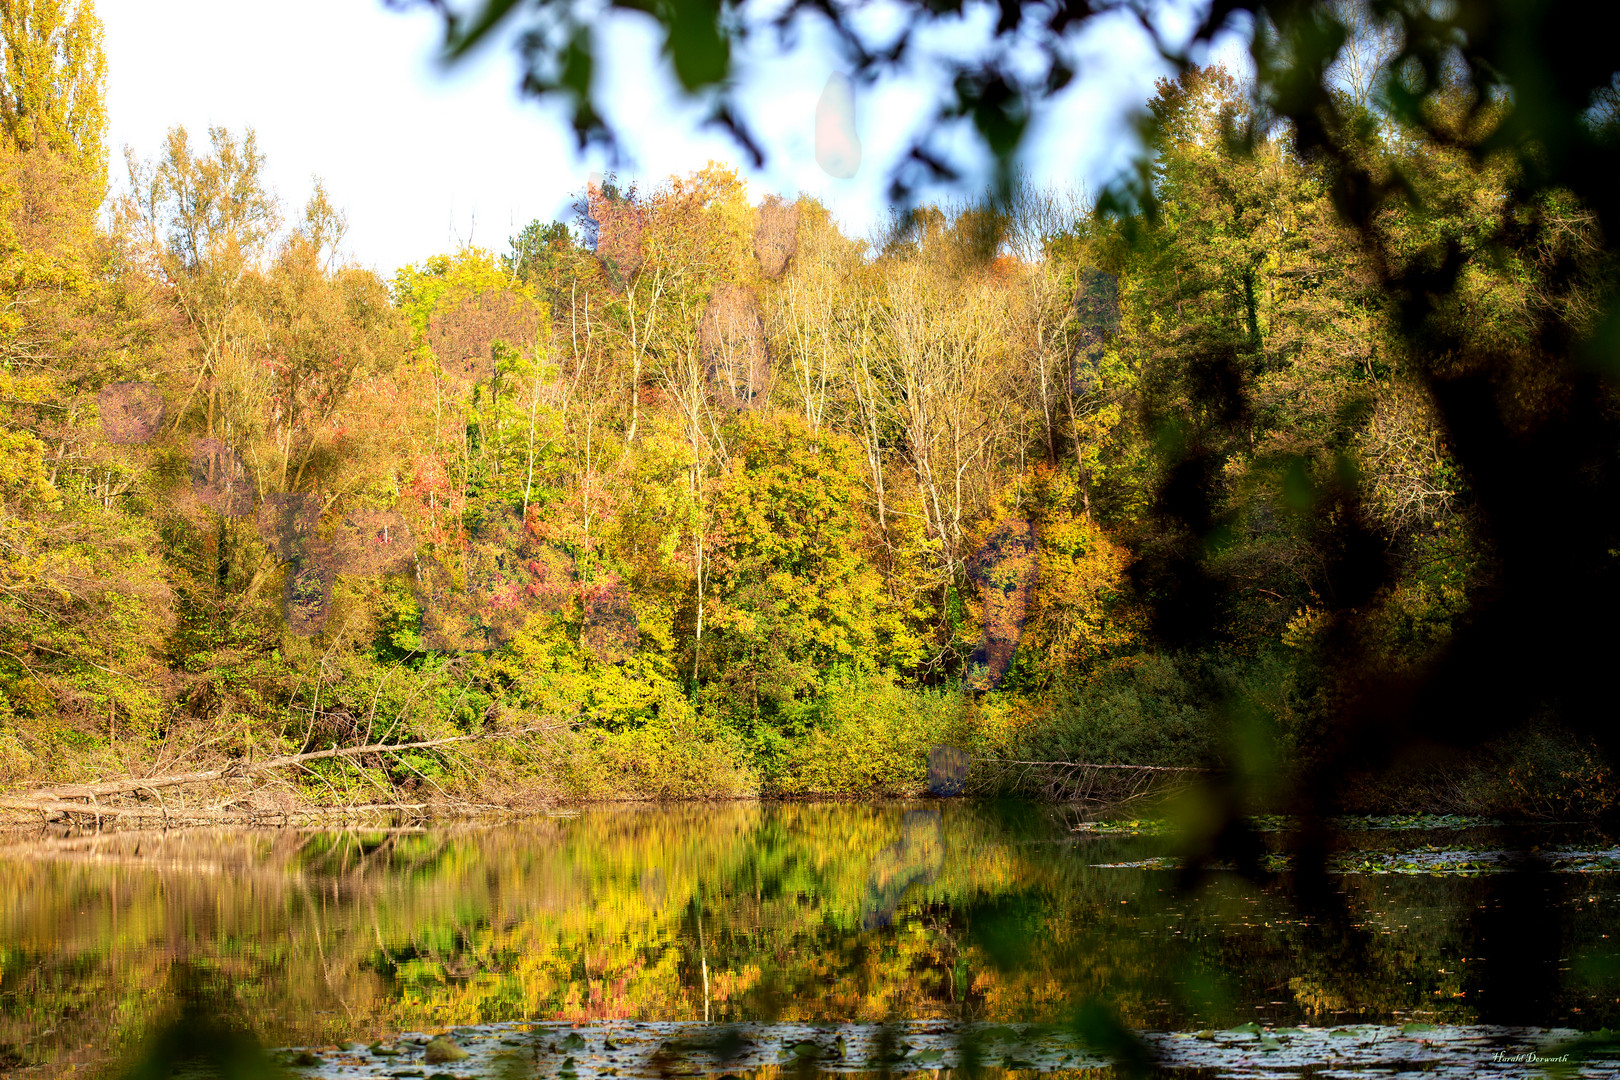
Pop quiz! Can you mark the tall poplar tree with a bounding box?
[0,0,108,198]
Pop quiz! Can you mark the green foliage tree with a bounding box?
[506,217,572,287]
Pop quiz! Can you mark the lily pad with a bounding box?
[424,1037,469,1065]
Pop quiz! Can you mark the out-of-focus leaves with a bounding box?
[1071,999,1153,1079]
[117,966,279,1080]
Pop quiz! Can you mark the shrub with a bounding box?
[1011,654,1217,768]
[536,714,757,800]
[769,667,968,796]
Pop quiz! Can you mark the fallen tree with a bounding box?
[968,757,1211,804]
[0,723,573,829]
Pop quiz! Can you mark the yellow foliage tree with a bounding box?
[0,0,107,201]
[967,465,1139,685]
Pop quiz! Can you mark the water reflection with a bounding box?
[2,803,1620,1076]
[861,808,944,929]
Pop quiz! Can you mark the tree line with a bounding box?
[1,0,1612,811]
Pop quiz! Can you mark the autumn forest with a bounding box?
[2,1,1614,821]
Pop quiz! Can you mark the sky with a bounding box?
[99,0,1247,276]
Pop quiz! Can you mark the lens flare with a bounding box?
[815,73,860,179]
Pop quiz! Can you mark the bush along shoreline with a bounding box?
[5,657,1612,828]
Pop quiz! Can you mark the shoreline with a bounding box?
[0,792,1612,838]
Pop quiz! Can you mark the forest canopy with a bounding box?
[1,0,1617,820]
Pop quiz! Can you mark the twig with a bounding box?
[139,783,171,829]
[974,758,1211,773]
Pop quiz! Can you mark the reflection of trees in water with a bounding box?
[1,809,1616,1075]
[640,865,666,912]
[861,808,945,929]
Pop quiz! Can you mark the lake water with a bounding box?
[4,802,1620,1077]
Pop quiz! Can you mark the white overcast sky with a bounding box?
[99,0,1247,276]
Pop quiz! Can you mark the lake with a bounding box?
[3,802,1620,1077]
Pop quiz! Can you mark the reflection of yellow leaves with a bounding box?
[1287,975,1349,1016]
[710,964,761,1003]
[0,803,1493,1061]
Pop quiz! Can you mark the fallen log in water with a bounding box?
[968,757,1211,803]
[0,796,439,827]
[0,722,571,827]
